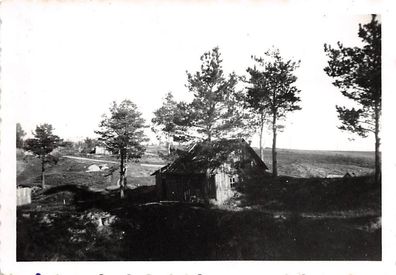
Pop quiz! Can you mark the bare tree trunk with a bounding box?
[374,103,381,185]
[167,137,172,155]
[259,117,264,161]
[207,128,212,142]
[41,155,46,189]
[272,113,278,177]
[120,149,125,198]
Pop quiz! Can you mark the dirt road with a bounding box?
[63,155,164,167]
[63,155,118,164]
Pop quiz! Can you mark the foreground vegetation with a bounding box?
[17,147,380,261]
[17,176,380,261]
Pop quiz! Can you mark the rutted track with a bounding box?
[62,155,164,167]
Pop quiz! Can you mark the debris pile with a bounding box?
[83,210,118,229]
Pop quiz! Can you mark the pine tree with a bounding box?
[24,124,62,188]
[246,49,301,176]
[96,100,148,198]
[324,15,381,184]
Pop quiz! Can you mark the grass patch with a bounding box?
[236,175,380,212]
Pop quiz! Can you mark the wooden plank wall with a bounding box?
[160,174,206,202]
[215,172,235,204]
[17,187,32,206]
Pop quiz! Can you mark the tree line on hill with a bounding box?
[17,15,381,195]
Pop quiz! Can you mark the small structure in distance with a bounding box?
[94,146,111,155]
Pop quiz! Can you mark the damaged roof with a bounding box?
[152,138,268,175]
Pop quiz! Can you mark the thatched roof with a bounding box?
[152,139,268,175]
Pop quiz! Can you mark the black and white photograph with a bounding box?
[1,0,395,274]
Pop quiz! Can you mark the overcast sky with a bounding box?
[3,2,376,151]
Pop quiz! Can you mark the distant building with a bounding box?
[152,139,269,205]
[94,146,111,155]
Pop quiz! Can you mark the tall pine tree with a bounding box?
[96,100,148,198]
[324,15,381,184]
[246,49,301,176]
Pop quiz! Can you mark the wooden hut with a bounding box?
[152,139,268,205]
[94,146,111,155]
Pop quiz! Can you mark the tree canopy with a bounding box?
[246,49,301,120]
[324,15,381,136]
[24,124,62,157]
[186,47,250,141]
[96,100,148,159]
[151,92,191,147]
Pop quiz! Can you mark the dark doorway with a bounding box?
[208,174,216,200]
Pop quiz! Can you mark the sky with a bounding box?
[3,1,377,151]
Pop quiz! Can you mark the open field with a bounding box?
[259,148,375,178]
[17,151,157,189]
[16,148,380,260]
[18,147,375,188]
